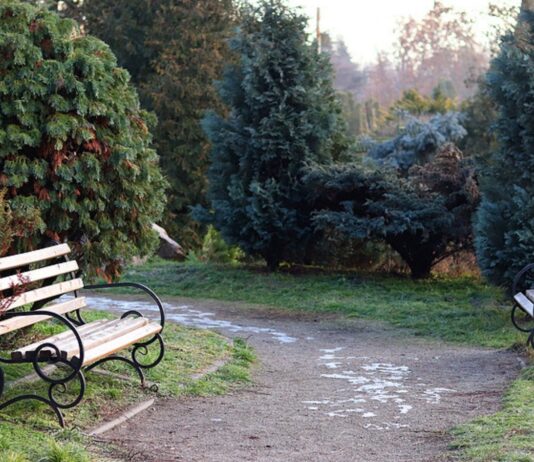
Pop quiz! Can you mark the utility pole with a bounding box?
[316,7,321,53]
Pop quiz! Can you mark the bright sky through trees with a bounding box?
[285,0,521,63]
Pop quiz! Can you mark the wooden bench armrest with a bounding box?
[0,310,85,368]
[82,282,165,329]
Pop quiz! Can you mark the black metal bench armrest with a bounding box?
[512,263,534,296]
[0,310,85,368]
[82,283,165,329]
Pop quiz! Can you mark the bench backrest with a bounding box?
[0,244,87,335]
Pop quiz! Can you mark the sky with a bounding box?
[284,0,521,64]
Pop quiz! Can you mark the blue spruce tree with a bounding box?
[199,0,348,269]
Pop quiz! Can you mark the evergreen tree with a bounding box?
[0,1,166,280]
[475,3,534,286]
[460,79,498,161]
[198,0,348,269]
[79,0,236,248]
[368,112,467,173]
[307,144,478,278]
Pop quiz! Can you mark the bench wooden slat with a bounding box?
[514,292,534,317]
[13,318,151,362]
[11,320,108,361]
[82,321,162,366]
[0,297,87,336]
[0,244,71,272]
[525,290,534,306]
[58,317,149,360]
[0,260,78,291]
[6,278,83,311]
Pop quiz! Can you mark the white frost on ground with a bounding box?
[82,296,298,344]
[80,295,459,432]
[422,387,456,404]
[306,349,457,428]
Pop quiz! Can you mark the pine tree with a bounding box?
[198,0,348,269]
[475,3,534,286]
[79,0,236,248]
[0,1,166,280]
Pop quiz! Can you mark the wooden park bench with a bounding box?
[511,263,534,349]
[0,243,165,427]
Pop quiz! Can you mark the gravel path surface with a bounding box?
[87,295,522,462]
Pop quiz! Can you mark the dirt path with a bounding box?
[86,295,522,462]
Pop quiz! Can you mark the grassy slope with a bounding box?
[0,309,254,461]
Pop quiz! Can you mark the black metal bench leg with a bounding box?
[0,394,65,427]
[132,334,165,371]
[84,334,164,392]
[86,356,147,388]
[0,363,85,428]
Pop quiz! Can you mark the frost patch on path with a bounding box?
[423,387,456,404]
[82,296,297,344]
[303,348,456,429]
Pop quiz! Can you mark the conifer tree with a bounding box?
[79,0,236,247]
[307,127,478,278]
[475,3,534,286]
[199,0,348,269]
[0,1,166,280]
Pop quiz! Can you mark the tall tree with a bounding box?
[363,52,399,107]
[394,1,487,100]
[198,0,348,269]
[475,2,534,286]
[322,34,366,99]
[77,0,236,247]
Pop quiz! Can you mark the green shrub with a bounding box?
[307,143,479,278]
[199,226,244,264]
[0,189,42,257]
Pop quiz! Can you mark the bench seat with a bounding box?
[12,317,162,366]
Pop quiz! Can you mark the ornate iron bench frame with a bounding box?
[0,244,165,427]
[511,263,534,349]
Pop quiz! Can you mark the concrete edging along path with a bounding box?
[87,338,234,437]
[84,294,523,462]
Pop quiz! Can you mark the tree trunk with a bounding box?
[264,254,280,272]
[388,236,436,279]
[407,260,433,279]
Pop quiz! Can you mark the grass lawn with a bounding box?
[451,366,534,462]
[118,259,526,349]
[0,309,255,461]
